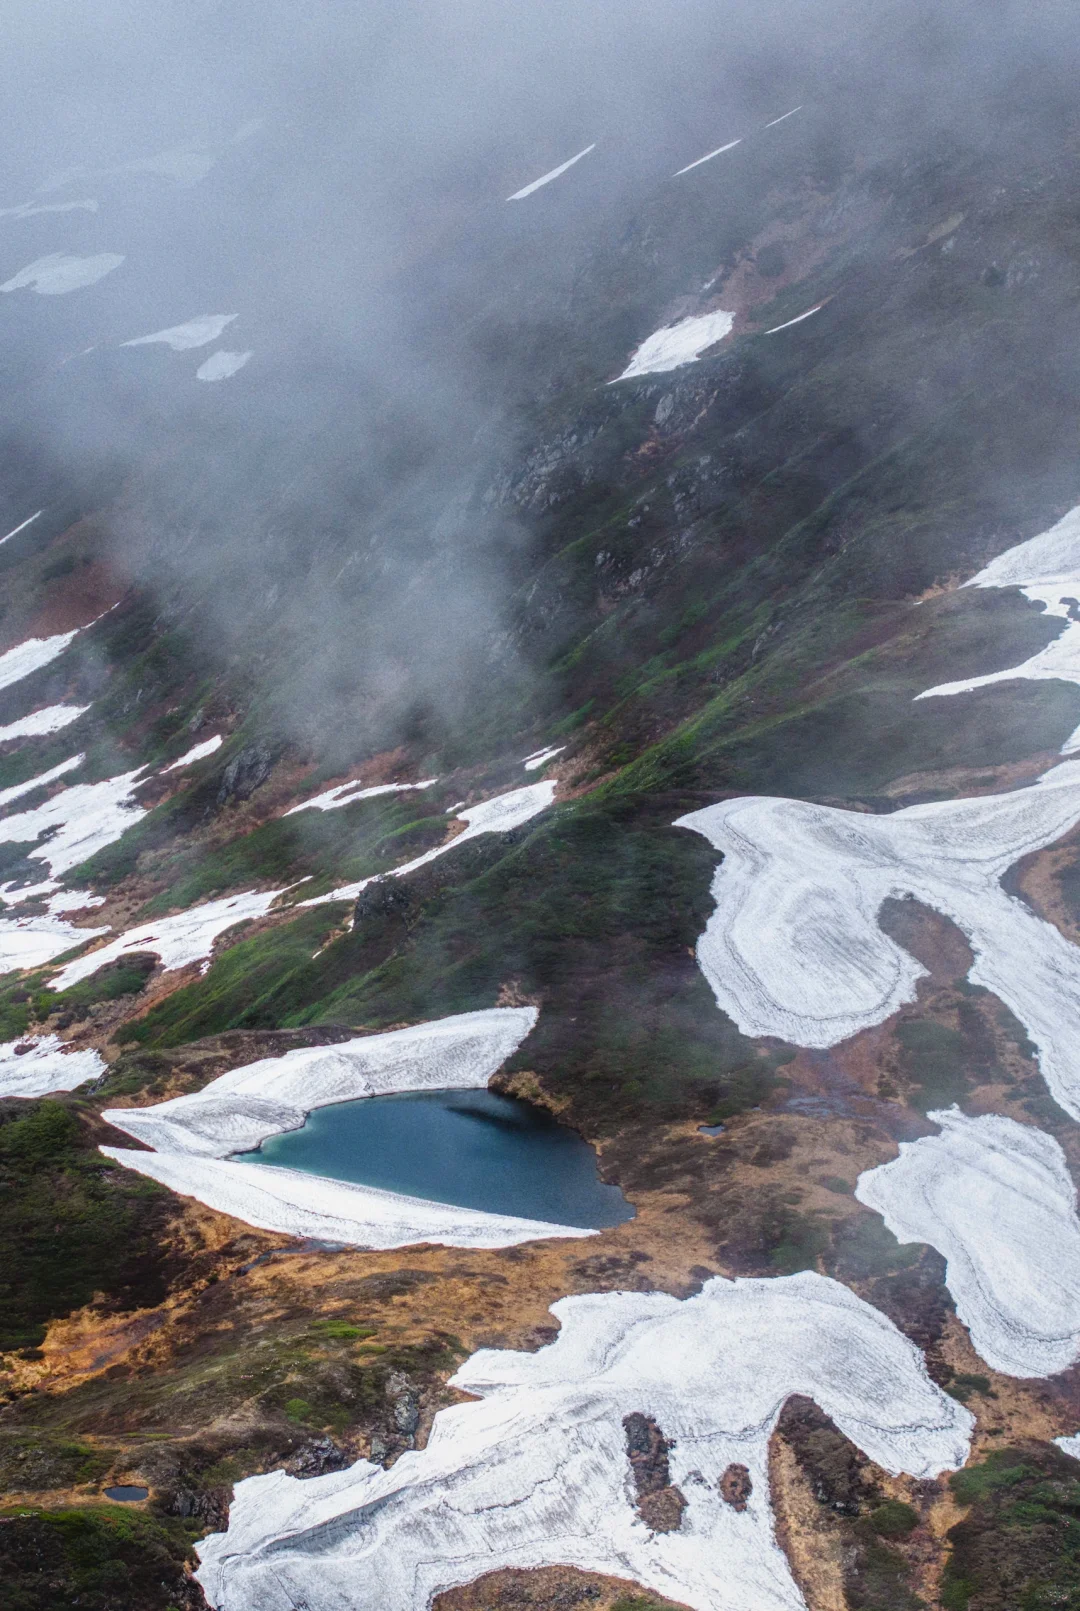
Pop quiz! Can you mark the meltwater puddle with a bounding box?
[233,1088,633,1230]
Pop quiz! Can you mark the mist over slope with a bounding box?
[5,5,1080,1611]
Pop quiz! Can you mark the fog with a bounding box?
[0,0,1076,760]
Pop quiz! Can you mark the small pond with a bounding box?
[104,1485,148,1502]
[233,1088,633,1229]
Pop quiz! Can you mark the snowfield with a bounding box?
[917,503,1080,751]
[194,1272,972,1611]
[856,1107,1080,1377]
[676,762,1080,1117]
[0,704,88,742]
[49,886,286,990]
[196,350,253,382]
[765,303,825,334]
[614,310,734,380]
[99,1009,590,1249]
[284,776,437,816]
[0,1033,106,1098]
[0,252,124,294]
[0,628,80,692]
[123,315,238,352]
[507,145,595,201]
[302,780,556,905]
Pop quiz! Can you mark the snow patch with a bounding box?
[0,766,148,879]
[196,349,252,382]
[1055,1434,1080,1461]
[0,1034,106,1098]
[765,107,804,128]
[856,1107,1080,1377]
[613,310,734,381]
[194,1272,971,1611]
[162,735,224,771]
[0,253,124,295]
[507,145,595,201]
[284,777,437,816]
[0,511,42,546]
[0,912,108,975]
[676,762,1080,1118]
[0,629,79,692]
[764,303,825,334]
[673,139,742,177]
[102,1148,591,1249]
[917,503,1080,752]
[103,1007,539,1158]
[0,705,88,742]
[522,746,565,771]
[49,886,285,991]
[0,754,82,811]
[123,315,237,352]
[301,781,555,906]
[0,198,98,221]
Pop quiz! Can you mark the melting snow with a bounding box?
[301,781,556,906]
[123,314,238,352]
[162,735,224,771]
[1056,1434,1080,1460]
[0,253,124,295]
[100,1008,587,1248]
[917,503,1080,751]
[507,144,596,201]
[0,1034,106,1098]
[676,762,1080,1118]
[765,107,804,128]
[0,705,88,742]
[196,349,253,382]
[0,511,42,546]
[856,1107,1080,1377]
[284,777,437,816]
[613,310,734,381]
[0,629,79,692]
[673,138,742,177]
[49,886,285,991]
[194,1272,971,1611]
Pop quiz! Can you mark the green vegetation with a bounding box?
[944,1446,1080,1611]
[870,1500,920,1538]
[129,796,770,1129]
[0,1100,177,1350]
[0,1504,199,1611]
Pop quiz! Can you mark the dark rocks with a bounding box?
[719,1462,753,1511]
[216,741,276,806]
[286,1436,349,1477]
[162,1484,231,1531]
[623,1411,687,1533]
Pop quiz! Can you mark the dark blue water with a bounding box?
[104,1486,148,1502]
[234,1089,633,1229]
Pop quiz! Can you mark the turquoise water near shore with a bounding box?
[234,1088,633,1229]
